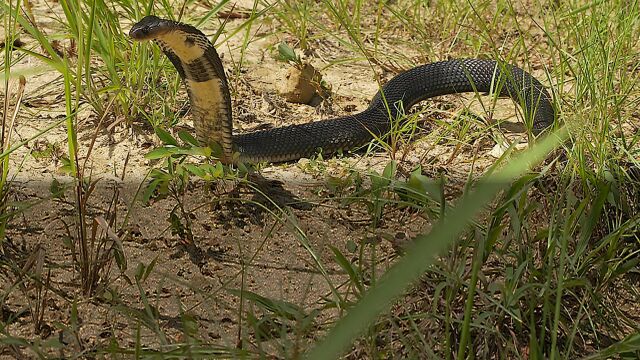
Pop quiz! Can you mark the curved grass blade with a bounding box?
[307,128,567,359]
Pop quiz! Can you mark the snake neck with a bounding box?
[152,31,235,162]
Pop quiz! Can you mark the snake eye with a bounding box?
[130,26,151,41]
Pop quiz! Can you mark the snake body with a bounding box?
[130,16,555,163]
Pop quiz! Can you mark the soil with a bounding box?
[1,0,571,358]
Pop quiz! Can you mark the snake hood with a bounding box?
[130,16,555,164]
[131,15,235,161]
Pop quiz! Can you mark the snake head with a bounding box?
[131,15,202,40]
[130,15,171,41]
[130,15,207,45]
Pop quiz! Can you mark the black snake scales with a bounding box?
[130,15,555,163]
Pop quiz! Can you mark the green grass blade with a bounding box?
[307,128,567,359]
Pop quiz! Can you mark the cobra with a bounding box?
[130,15,555,164]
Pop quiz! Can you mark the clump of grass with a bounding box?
[141,126,245,244]
[3,245,51,336]
[2,0,135,297]
[266,0,313,50]
[56,0,188,128]
[263,0,640,358]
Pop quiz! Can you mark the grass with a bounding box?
[1,0,639,359]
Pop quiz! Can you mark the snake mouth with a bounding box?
[129,15,174,41]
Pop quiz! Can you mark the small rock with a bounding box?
[277,63,323,104]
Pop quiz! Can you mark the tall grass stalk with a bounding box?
[1,0,17,241]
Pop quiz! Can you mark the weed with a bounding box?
[265,0,313,50]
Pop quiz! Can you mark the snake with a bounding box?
[129,15,555,164]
